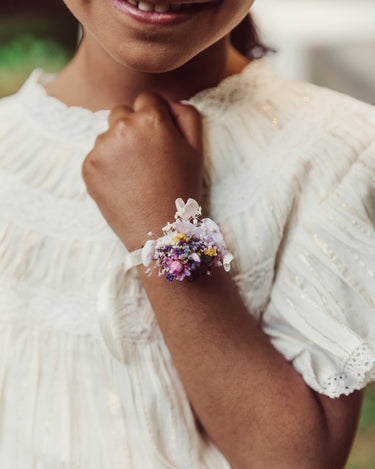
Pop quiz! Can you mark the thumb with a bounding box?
[167,100,203,153]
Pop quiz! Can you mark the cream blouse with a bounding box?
[0,58,374,468]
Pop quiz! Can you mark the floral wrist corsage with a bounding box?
[141,198,233,282]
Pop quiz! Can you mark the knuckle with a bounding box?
[112,118,129,136]
[82,151,101,182]
[143,108,164,126]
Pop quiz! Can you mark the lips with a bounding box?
[109,0,214,25]
[118,0,212,15]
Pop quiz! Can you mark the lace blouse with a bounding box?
[0,58,374,468]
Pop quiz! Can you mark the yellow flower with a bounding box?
[204,248,217,257]
[173,232,189,243]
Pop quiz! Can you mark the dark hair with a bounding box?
[230,13,273,60]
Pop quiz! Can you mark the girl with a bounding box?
[0,1,374,467]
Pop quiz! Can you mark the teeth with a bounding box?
[154,4,170,12]
[138,1,153,11]
[126,0,186,13]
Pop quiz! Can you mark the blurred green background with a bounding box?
[0,0,76,96]
[347,384,375,468]
[0,4,375,468]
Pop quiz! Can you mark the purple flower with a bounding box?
[201,218,224,246]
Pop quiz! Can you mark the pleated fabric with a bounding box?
[0,58,374,467]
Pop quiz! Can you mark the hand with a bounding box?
[82,92,204,251]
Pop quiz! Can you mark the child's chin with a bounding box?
[117,49,193,74]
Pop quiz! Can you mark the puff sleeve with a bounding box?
[262,141,375,398]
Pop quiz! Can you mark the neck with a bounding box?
[46,32,249,112]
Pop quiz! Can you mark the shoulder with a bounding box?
[281,79,375,210]
[0,69,44,131]
[204,59,375,215]
[193,57,375,129]
[273,73,375,146]
[0,69,109,149]
[196,59,375,180]
[255,72,375,399]
[0,85,24,117]
[248,63,375,210]
[251,61,375,156]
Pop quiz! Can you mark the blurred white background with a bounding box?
[252,0,375,104]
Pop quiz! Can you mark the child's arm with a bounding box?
[136,263,363,469]
[82,92,363,469]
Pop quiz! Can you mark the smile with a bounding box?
[110,0,213,25]
[126,1,190,13]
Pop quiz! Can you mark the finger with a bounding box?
[167,101,203,152]
[108,105,133,128]
[133,91,174,123]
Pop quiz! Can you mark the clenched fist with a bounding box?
[82,92,204,251]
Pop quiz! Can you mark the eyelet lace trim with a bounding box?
[322,343,375,397]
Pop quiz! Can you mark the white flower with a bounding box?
[175,198,201,221]
[223,253,234,272]
[173,220,198,236]
[191,253,201,263]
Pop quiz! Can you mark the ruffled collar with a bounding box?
[15,57,275,145]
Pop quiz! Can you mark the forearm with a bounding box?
[83,86,362,467]
[137,266,332,468]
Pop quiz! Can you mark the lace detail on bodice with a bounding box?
[0,276,98,336]
[15,69,110,146]
[0,273,162,343]
[188,58,278,116]
[13,59,275,144]
[0,169,113,240]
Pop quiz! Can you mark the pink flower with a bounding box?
[169,260,184,274]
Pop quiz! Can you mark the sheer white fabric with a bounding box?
[0,58,374,467]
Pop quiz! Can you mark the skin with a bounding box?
[47,0,364,467]
[48,0,253,109]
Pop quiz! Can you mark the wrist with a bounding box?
[118,195,200,252]
[126,198,233,282]
[119,215,172,253]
